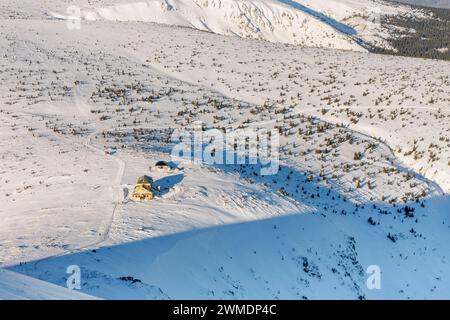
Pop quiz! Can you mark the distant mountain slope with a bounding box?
[391,0,450,9]
[49,0,366,51]
[49,0,442,56]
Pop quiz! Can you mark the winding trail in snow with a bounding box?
[15,95,127,270]
[78,127,126,249]
[0,106,126,269]
[64,96,127,251]
[30,126,125,271]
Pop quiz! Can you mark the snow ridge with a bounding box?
[51,0,366,51]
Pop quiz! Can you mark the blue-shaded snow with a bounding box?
[278,0,357,35]
[277,0,368,48]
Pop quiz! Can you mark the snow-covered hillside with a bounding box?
[45,0,433,52]
[1,0,435,52]
[49,0,365,51]
[11,193,450,299]
[0,269,98,299]
[393,0,450,9]
[1,0,449,300]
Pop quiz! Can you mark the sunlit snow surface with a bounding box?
[0,0,449,299]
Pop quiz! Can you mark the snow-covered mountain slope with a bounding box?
[121,23,449,193]
[2,0,435,52]
[392,0,450,9]
[49,0,365,51]
[46,0,434,52]
[0,269,98,299]
[11,193,450,299]
[286,0,431,48]
[1,3,449,299]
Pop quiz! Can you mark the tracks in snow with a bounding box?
[30,126,125,271]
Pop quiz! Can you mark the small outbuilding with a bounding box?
[152,160,172,171]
